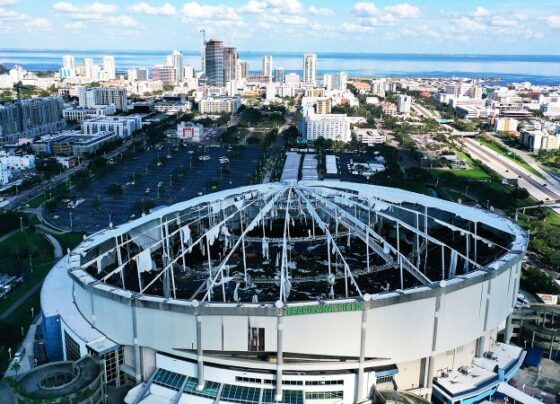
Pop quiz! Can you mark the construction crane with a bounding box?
[200,29,206,45]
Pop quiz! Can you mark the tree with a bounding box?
[105,184,123,197]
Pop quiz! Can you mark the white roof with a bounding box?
[496,382,542,404]
[41,257,116,346]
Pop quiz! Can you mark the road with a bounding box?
[461,138,560,208]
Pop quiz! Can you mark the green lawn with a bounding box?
[478,137,544,178]
[0,231,55,314]
[55,232,85,252]
[0,288,41,374]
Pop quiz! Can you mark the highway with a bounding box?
[461,138,560,204]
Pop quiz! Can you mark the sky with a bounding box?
[0,0,560,54]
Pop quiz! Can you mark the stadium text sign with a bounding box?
[286,302,363,316]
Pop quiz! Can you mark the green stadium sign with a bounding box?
[285,302,363,316]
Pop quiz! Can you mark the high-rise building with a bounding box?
[184,65,194,80]
[152,65,177,86]
[103,55,116,80]
[205,39,224,87]
[84,58,94,79]
[128,68,148,81]
[236,61,249,80]
[0,97,65,143]
[332,72,348,91]
[62,55,75,69]
[323,74,333,90]
[79,87,128,111]
[223,47,238,84]
[397,94,412,114]
[169,50,184,84]
[262,55,273,82]
[303,53,317,85]
[273,67,285,83]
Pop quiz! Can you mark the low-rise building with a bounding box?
[354,128,387,145]
[199,97,241,114]
[519,129,560,152]
[63,105,116,122]
[82,115,142,138]
[491,117,519,133]
[174,122,203,142]
[33,131,119,157]
[0,153,36,185]
[381,102,397,116]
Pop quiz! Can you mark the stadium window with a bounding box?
[64,331,81,362]
[248,327,265,352]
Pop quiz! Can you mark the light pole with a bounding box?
[31,307,34,319]
[19,216,23,233]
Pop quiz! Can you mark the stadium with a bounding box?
[41,181,528,404]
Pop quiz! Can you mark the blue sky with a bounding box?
[1,0,559,54]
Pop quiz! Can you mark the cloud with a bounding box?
[106,16,141,27]
[352,2,379,17]
[53,1,118,19]
[280,14,307,25]
[340,22,375,33]
[490,17,516,27]
[0,0,19,5]
[473,6,490,17]
[182,2,240,21]
[385,3,419,18]
[63,21,86,30]
[0,6,25,20]
[308,5,333,16]
[453,16,486,32]
[241,0,303,15]
[546,15,560,29]
[25,17,52,29]
[129,2,177,16]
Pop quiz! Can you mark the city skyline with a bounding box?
[0,0,559,54]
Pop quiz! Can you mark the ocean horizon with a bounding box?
[2,48,560,85]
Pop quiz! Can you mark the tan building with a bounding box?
[315,98,332,114]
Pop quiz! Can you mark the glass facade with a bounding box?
[64,331,80,361]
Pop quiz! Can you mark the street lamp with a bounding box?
[30,307,34,319]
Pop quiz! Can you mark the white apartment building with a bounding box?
[541,100,560,118]
[175,122,203,142]
[492,118,519,133]
[82,115,142,138]
[63,105,117,122]
[103,55,116,80]
[0,153,36,185]
[199,97,241,114]
[303,113,351,142]
[78,87,128,111]
[262,56,273,82]
[519,130,560,152]
[303,53,317,85]
[397,95,412,114]
[332,72,348,92]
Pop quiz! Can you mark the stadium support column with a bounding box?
[477,272,495,357]
[196,314,204,390]
[504,314,513,344]
[275,314,284,403]
[131,298,142,383]
[356,309,368,402]
[426,287,444,400]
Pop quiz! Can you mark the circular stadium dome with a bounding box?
[41,181,529,404]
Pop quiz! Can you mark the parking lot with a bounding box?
[46,142,264,233]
